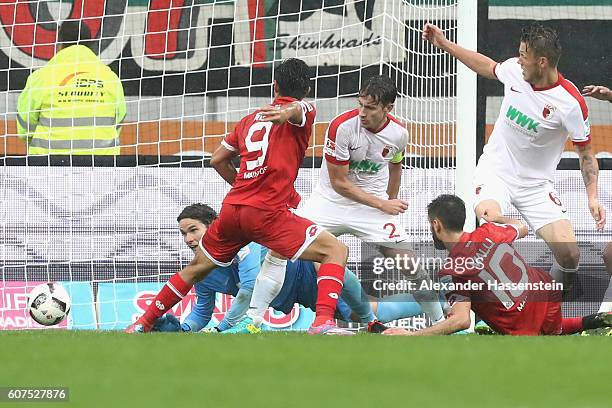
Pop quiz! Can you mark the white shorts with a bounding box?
[295,191,410,248]
[473,166,569,232]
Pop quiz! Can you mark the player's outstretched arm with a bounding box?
[216,244,260,331]
[217,286,254,331]
[210,144,238,185]
[258,101,305,125]
[582,85,612,102]
[383,301,471,336]
[575,143,606,232]
[328,162,408,215]
[481,214,529,239]
[181,285,216,332]
[422,23,497,80]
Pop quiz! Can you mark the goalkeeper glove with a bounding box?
[151,314,181,332]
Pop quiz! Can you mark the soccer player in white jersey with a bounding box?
[422,22,606,294]
[242,75,445,329]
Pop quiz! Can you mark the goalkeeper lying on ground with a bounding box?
[153,203,434,333]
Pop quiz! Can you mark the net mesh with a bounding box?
[1,0,610,330]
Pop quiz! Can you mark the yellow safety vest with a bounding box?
[17,45,126,155]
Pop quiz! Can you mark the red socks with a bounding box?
[314,263,345,326]
[141,273,192,327]
[560,317,583,334]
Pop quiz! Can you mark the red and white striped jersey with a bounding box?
[481,57,590,185]
[317,109,408,205]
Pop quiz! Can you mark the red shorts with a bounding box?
[200,203,322,266]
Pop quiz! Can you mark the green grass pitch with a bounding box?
[1,331,610,408]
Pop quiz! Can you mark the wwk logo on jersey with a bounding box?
[506,105,540,133]
[349,159,382,173]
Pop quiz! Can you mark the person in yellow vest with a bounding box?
[17,20,126,155]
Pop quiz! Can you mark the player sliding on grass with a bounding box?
[127,58,352,335]
[151,203,393,333]
[237,75,445,332]
[384,195,612,336]
[423,23,605,296]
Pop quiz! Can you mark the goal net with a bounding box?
[4,0,608,331]
[0,0,466,330]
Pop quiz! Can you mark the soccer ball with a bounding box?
[28,283,71,326]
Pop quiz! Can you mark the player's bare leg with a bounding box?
[379,246,445,324]
[537,219,580,297]
[299,231,353,334]
[578,244,612,335]
[125,248,217,333]
[598,242,612,313]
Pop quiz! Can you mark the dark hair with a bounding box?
[177,203,217,226]
[520,23,561,67]
[427,194,466,233]
[359,75,397,106]
[274,58,311,99]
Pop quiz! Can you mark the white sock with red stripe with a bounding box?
[598,278,612,313]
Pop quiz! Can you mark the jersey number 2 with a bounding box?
[245,122,272,170]
[383,223,400,239]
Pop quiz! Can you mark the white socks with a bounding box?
[246,253,287,327]
[549,259,576,282]
[411,266,445,324]
[549,260,577,294]
[598,278,612,313]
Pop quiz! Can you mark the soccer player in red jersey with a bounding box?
[384,194,612,336]
[126,59,352,334]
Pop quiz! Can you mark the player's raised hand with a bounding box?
[257,104,287,124]
[422,23,448,49]
[382,327,413,336]
[379,198,409,215]
[588,197,606,232]
[582,85,612,102]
